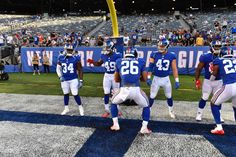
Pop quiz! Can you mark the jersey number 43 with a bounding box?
[156,59,170,71]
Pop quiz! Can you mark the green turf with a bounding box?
[0,73,203,101]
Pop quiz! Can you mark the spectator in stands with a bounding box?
[196,34,204,46]
[43,53,50,73]
[77,32,83,46]
[97,35,104,46]
[123,32,130,46]
[32,52,40,75]
[222,18,228,30]
[131,31,138,46]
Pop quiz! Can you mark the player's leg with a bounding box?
[212,80,224,122]
[70,79,84,116]
[61,81,70,115]
[210,85,232,135]
[232,96,236,122]
[163,77,175,119]
[102,74,112,117]
[110,87,129,131]
[133,88,152,134]
[36,65,40,75]
[111,78,122,116]
[149,76,160,107]
[110,103,120,131]
[196,79,212,121]
[33,64,36,75]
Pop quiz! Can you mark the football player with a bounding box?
[87,41,122,118]
[147,39,180,119]
[210,48,236,135]
[195,41,224,122]
[56,45,84,116]
[110,48,152,134]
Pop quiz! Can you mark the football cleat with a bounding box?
[79,105,84,116]
[211,128,225,135]
[169,111,176,119]
[110,125,120,131]
[196,112,202,121]
[101,111,110,118]
[140,127,152,134]
[61,108,69,115]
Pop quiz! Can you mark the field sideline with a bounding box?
[0,73,203,101]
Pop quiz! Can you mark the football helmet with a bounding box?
[103,41,115,55]
[211,40,222,55]
[157,39,169,53]
[125,47,138,58]
[64,44,74,56]
[220,46,233,58]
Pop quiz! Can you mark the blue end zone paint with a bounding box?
[0,110,235,157]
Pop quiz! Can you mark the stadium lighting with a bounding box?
[151,8,154,11]
[132,1,135,4]
[172,7,175,10]
[173,0,175,2]
[190,6,192,9]
[234,3,236,6]
[213,4,216,7]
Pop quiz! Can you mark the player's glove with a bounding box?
[146,79,152,86]
[78,80,83,89]
[87,59,94,64]
[175,82,180,89]
[195,79,201,90]
[59,76,65,82]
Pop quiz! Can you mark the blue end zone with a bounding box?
[0,110,235,157]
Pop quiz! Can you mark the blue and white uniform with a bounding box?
[199,53,222,100]
[149,51,176,99]
[58,55,81,95]
[211,57,236,106]
[112,57,149,107]
[101,52,122,94]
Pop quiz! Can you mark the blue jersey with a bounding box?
[213,57,236,85]
[199,53,221,80]
[116,58,145,87]
[58,55,81,81]
[150,51,176,77]
[101,52,122,74]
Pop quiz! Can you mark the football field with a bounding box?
[0,73,236,157]
[0,73,202,101]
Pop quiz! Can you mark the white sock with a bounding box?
[216,124,223,130]
[104,104,110,112]
[65,106,69,110]
[197,108,203,114]
[142,121,148,128]
[168,106,173,112]
[112,117,119,126]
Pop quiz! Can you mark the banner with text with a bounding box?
[19,46,236,74]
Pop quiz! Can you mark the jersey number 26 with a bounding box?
[121,60,139,75]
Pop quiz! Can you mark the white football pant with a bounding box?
[103,73,120,94]
[202,79,223,100]
[211,82,236,107]
[61,79,79,96]
[150,76,172,99]
[112,87,149,108]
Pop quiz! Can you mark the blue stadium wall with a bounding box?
[5,46,236,75]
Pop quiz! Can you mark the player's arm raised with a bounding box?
[171,59,180,89]
[195,62,204,89]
